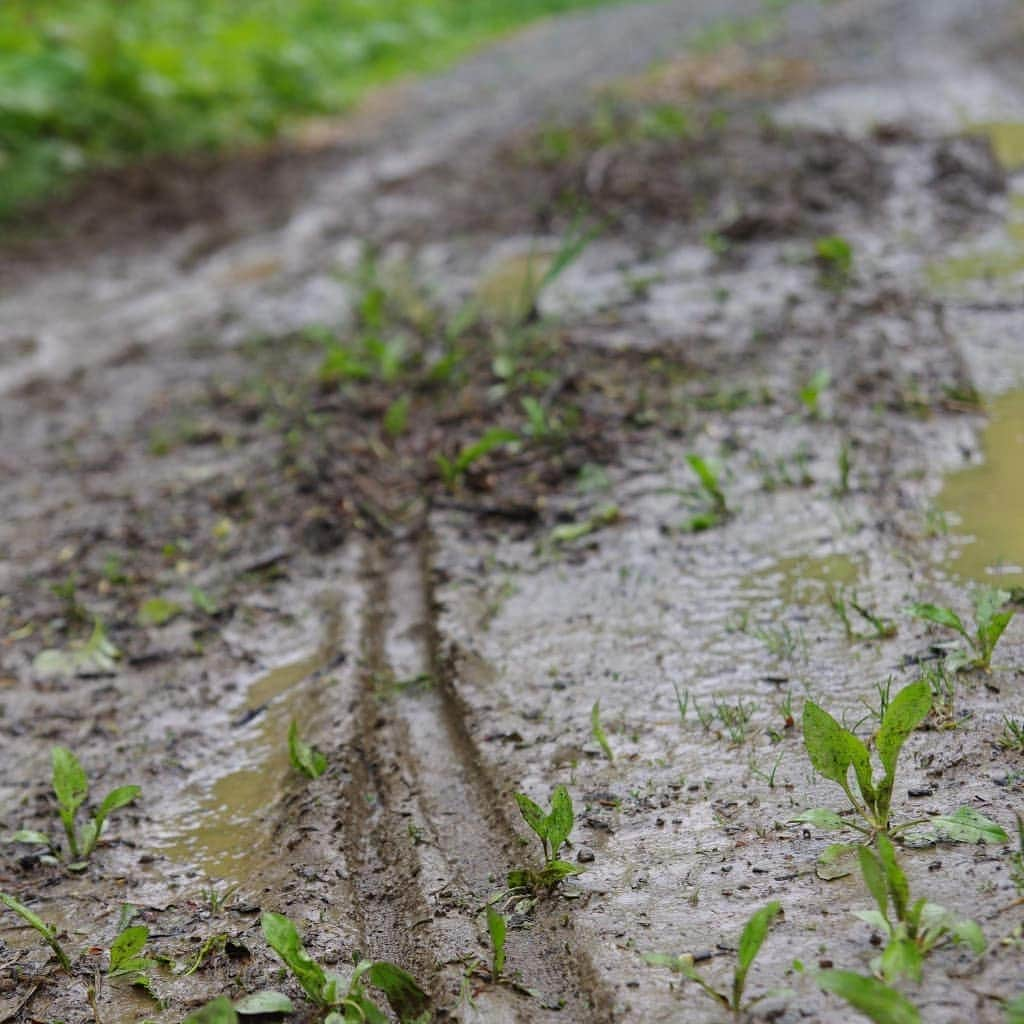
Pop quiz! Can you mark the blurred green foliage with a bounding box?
[0,0,619,218]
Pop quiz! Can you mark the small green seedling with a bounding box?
[11,746,140,864]
[548,504,619,546]
[794,680,1006,851]
[260,911,429,1023]
[799,369,831,417]
[683,453,728,531]
[486,905,507,982]
[644,901,782,1017]
[829,587,896,642]
[0,892,72,971]
[436,428,519,488]
[33,618,120,678]
[509,785,582,892]
[108,924,159,997]
[835,439,852,496]
[909,586,1016,671]
[816,969,920,1024]
[383,394,411,439]
[814,235,853,288]
[288,720,327,780]
[999,717,1024,752]
[590,700,614,762]
[854,834,984,983]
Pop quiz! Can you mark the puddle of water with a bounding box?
[939,389,1024,587]
[155,651,328,881]
[477,252,553,323]
[742,552,861,605]
[971,121,1024,170]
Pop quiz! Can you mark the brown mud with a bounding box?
[2,1,1024,1022]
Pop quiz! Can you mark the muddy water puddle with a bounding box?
[739,551,861,605]
[939,388,1024,588]
[154,644,341,882]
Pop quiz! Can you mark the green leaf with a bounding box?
[514,793,547,845]
[52,746,88,816]
[33,620,121,679]
[909,603,968,640]
[288,720,328,780]
[734,901,781,1007]
[876,680,931,780]
[138,597,182,627]
[816,843,859,881]
[0,893,71,971]
[791,808,847,831]
[879,937,923,984]
[110,926,148,972]
[844,732,877,811]
[234,991,294,1015]
[546,785,574,856]
[96,785,141,828]
[590,701,614,762]
[802,702,854,789]
[486,906,506,978]
[857,846,889,920]
[260,911,329,1006]
[1003,995,1024,1024]
[453,428,519,476]
[383,394,411,439]
[931,808,1008,844]
[875,835,909,921]
[9,830,52,846]
[536,859,582,887]
[817,969,921,1024]
[366,961,430,1020]
[183,997,239,1024]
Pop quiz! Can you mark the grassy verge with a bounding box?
[0,0,627,219]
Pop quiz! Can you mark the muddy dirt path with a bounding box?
[3,1,1024,1022]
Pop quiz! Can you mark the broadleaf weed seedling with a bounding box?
[644,901,783,1017]
[261,911,429,1023]
[288,720,327,780]
[10,746,139,864]
[853,834,984,983]
[107,923,159,999]
[486,905,507,982]
[509,785,582,893]
[0,892,72,972]
[794,680,1007,850]
[909,585,1016,671]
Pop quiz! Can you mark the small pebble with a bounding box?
[577,846,595,863]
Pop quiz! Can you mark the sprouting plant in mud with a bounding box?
[909,585,1016,671]
[854,834,984,983]
[32,618,120,679]
[548,503,619,547]
[0,893,72,972]
[793,680,1007,859]
[644,901,783,1018]
[106,921,159,999]
[590,700,614,761]
[682,453,728,531]
[436,427,519,489]
[509,785,582,892]
[10,746,140,865]
[260,911,430,1023]
[799,368,831,417]
[815,969,921,1024]
[828,586,897,642]
[999,716,1024,752]
[835,438,853,496]
[486,905,507,982]
[288,720,328,779]
[813,235,853,289]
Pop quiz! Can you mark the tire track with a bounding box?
[333,536,613,1021]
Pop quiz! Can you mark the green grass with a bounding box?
[0,0,627,218]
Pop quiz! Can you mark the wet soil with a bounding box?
[2,1,1024,1022]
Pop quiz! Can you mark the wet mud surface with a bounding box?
[3,1,1024,1021]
